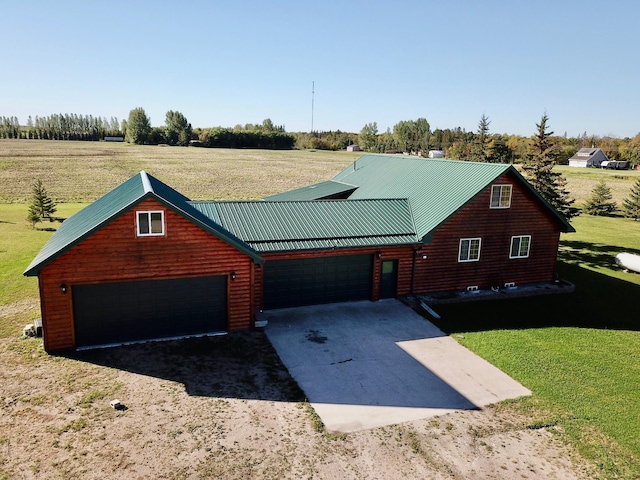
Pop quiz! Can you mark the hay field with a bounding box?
[556,165,639,205]
[0,140,359,203]
[1,139,638,205]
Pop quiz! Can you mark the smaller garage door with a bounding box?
[264,254,373,309]
[73,276,227,348]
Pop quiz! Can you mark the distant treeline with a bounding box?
[2,111,639,165]
[355,117,640,166]
[0,112,296,150]
[196,127,295,149]
[1,114,121,141]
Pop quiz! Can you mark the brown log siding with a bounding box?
[36,171,566,352]
[414,171,563,293]
[38,199,255,352]
[255,245,417,310]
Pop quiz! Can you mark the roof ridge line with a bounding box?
[206,198,410,205]
[140,171,153,194]
[246,232,420,244]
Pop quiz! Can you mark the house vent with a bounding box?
[466,285,478,291]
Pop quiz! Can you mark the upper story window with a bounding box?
[490,184,512,209]
[137,211,164,236]
[510,235,531,258]
[459,238,481,262]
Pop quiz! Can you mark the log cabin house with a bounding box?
[25,154,574,352]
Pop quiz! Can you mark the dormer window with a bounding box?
[137,211,164,236]
[490,184,512,209]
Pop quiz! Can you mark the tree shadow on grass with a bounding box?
[559,239,640,270]
[433,261,640,334]
[64,331,306,402]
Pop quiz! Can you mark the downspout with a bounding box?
[411,246,419,295]
[250,262,255,329]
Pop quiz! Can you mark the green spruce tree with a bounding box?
[27,179,57,228]
[522,114,578,221]
[623,178,640,220]
[584,180,616,216]
[471,114,492,162]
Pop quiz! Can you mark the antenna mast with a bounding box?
[311,81,314,133]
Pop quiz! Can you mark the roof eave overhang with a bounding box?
[505,166,576,233]
[24,192,264,277]
[156,194,264,264]
[23,196,146,277]
[249,237,423,254]
[417,165,575,242]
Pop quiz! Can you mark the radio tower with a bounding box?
[311,81,315,133]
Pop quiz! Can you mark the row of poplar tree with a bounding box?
[0,114,121,141]
[0,109,295,148]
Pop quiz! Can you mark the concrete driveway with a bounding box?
[263,300,531,433]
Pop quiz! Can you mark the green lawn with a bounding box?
[434,215,640,478]
[0,203,85,336]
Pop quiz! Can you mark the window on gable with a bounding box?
[490,184,512,208]
[459,238,481,262]
[510,235,531,258]
[137,211,164,236]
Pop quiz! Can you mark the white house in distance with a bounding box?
[568,147,609,167]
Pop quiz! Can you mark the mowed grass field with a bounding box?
[0,139,360,203]
[1,139,638,204]
[2,140,640,478]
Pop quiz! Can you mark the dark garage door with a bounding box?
[73,276,227,348]
[264,254,373,309]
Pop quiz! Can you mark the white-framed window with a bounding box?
[490,184,512,208]
[510,235,531,258]
[137,211,164,236]
[459,238,481,262]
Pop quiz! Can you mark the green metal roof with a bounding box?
[190,199,420,252]
[264,180,357,201]
[24,171,263,276]
[328,154,574,238]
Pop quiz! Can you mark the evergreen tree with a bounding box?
[471,114,492,162]
[623,178,640,220]
[584,180,616,216]
[522,114,578,221]
[27,179,57,228]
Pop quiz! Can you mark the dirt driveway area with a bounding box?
[1,311,595,479]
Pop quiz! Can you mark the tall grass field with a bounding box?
[1,140,639,478]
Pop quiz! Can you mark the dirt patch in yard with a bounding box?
[0,332,596,479]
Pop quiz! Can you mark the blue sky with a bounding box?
[2,0,639,137]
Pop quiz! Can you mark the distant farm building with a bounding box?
[428,150,445,158]
[347,144,362,152]
[568,148,608,168]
